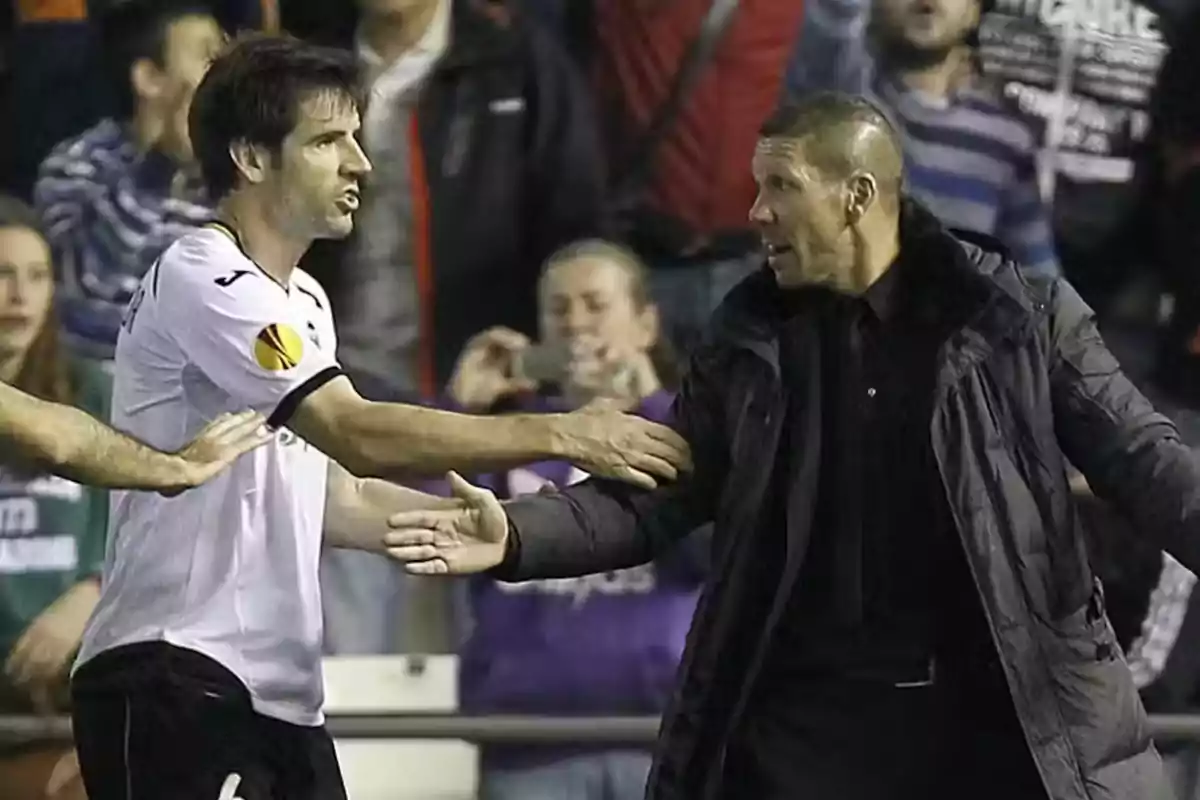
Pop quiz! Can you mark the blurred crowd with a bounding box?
[1,0,1200,798]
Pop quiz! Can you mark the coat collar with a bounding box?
[708,200,1039,379]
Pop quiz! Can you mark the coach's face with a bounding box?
[273,90,372,241]
[750,137,856,291]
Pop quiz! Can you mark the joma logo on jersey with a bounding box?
[253,323,304,371]
[214,269,252,288]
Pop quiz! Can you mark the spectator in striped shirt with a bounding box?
[783,0,1059,277]
[33,1,225,362]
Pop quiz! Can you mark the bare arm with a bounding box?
[323,460,462,551]
[0,382,270,492]
[289,375,690,489]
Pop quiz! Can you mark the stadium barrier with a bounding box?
[4,713,1200,744]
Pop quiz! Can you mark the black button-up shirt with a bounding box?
[764,253,969,680]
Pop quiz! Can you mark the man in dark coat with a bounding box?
[384,92,1193,800]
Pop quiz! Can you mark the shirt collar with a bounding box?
[861,256,904,321]
[771,253,907,322]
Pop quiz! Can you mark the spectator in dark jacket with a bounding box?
[294,0,606,400]
[386,93,1200,800]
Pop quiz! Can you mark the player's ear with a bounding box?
[229,139,270,185]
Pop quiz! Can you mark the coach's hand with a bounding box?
[164,411,274,496]
[385,472,509,575]
[550,400,692,490]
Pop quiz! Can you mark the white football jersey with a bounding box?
[76,224,341,726]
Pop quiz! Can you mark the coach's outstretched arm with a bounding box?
[290,377,691,490]
[0,382,272,493]
[385,347,728,578]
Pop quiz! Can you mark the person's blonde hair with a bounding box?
[540,239,681,390]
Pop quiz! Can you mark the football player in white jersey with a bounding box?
[70,34,692,800]
[0,383,271,493]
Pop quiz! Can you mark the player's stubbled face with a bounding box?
[273,90,371,240]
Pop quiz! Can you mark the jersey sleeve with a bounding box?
[156,237,342,427]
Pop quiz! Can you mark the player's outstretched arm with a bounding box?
[0,382,272,493]
[322,461,466,551]
[290,376,692,490]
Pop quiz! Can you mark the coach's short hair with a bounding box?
[189,34,362,201]
[760,92,905,210]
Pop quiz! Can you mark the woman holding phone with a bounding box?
[445,239,704,800]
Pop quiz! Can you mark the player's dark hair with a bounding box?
[189,34,362,201]
[98,0,216,119]
[0,195,73,406]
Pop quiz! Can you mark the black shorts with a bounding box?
[71,642,346,800]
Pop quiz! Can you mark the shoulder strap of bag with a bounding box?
[613,0,741,204]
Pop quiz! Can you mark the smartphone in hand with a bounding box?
[513,341,573,384]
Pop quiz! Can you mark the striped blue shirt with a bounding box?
[783,0,1059,278]
[33,119,214,360]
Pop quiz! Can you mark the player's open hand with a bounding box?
[167,410,274,495]
[384,471,509,575]
[552,399,693,490]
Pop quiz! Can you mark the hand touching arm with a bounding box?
[292,376,691,490]
[0,382,271,493]
[154,249,691,492]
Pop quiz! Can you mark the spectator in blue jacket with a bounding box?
[32,0,225,362]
